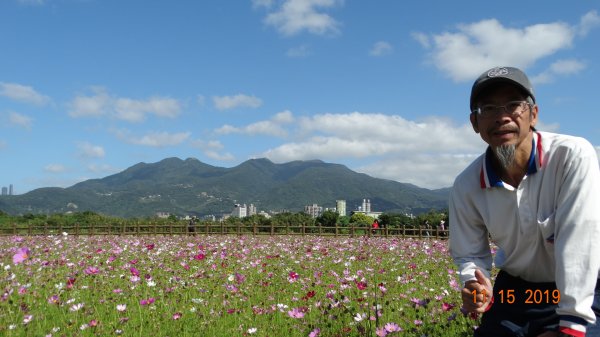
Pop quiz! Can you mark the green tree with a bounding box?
[349,212,374,226]
[316,210,338,227]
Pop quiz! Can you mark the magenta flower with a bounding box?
[442,302,455,311]
[140,298,155,306]
[288,271,299,283]
[308,328,320,337]
[356,281,367,290]
[130,267,140,277]
[85,266,100,275]
[287,307,304,318]
[13,247,30,265]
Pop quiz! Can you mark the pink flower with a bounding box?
[140,298,155,306]
[13,247,30,265]
[85,266,100,275]
[308,328,320,337]
[287,307,304,318]
[356,281,367,290]
[442,302,455,312]
[172,312,182,320]
[89,319,98,327]
[194,253,205,260]
[384,322,401,332]
[130,267,140,277]
[116,304,126,312]
[48,295,60,304]
[413,319,423,326]
[375,327,388,337]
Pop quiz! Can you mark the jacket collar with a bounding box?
[479,131,543,189]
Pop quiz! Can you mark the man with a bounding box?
[449,66,600,337]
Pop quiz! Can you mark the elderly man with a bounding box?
[449,66,600,337]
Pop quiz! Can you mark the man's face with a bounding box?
[470,84,538,150]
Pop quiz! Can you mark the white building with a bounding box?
[304,203,323,218]
[336,200,346,217]
[247,203,257,216]
[231,203,247,218]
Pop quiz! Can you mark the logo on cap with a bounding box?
[487,67,509,78]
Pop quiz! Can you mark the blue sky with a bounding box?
[1,0,599,194]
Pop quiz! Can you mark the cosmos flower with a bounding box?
[13,247,30,265]
[287,307,304,318]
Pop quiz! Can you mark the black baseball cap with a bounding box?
[470,66,535,112]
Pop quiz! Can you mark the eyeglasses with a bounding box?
[473,100,531,119]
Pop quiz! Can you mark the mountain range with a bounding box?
[0,157,450,218]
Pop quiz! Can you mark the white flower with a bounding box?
[70,303,84,312]
[190,307,197,313]
[191,298,204,304]
[353,313,366,322]
[8,324,16,330]
[247,327,257,334]
[80,324,88,330]
[227,274,235,282]
[4,264,10,271]
[116,304,126,312]
[146,280,156,287]
[62,232,68,236]
[52,327,60,332]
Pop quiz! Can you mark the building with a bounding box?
[360,199,372,213]
[9,184,13,195]
[336,200,346,217]
[231,203,247,218]
[1,187,7,196]
[304,203,323,218]
[247,203,257,216]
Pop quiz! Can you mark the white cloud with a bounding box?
[77,142,106,158]
[0,82,50,106]
[191,139,235,161]
[531,59,586,84]
[534,120,560,133]
[577,10,600,37]
[369,41,393,56]
[8,111,33,129]
[44,164,67,173]
[411,32,430,49]
[287,44,312,58]
[114,97,180,122]
[415,12,600,82]
[68,88,181,122]
[68,88,111,118]
[260,0,343,36]
[213,94,263,110]
[215,110,294,137]
[596,146,600,164]
[258,112,484,188]
[128,131,191,147]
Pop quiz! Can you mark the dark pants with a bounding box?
[474,271,600,337]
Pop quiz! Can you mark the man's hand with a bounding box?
[461,269,493,313]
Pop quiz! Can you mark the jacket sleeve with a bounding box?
[449,181,493,285]
[553,138,600,335]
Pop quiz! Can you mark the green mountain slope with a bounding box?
[0,157,449,218]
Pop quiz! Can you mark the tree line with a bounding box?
[0,209,449,231]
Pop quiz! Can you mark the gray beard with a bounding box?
[493,144,516,170]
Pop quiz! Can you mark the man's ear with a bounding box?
[529,104,538,129]
[470,113,480,133]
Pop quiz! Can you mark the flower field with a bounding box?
[0,235,477,336]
